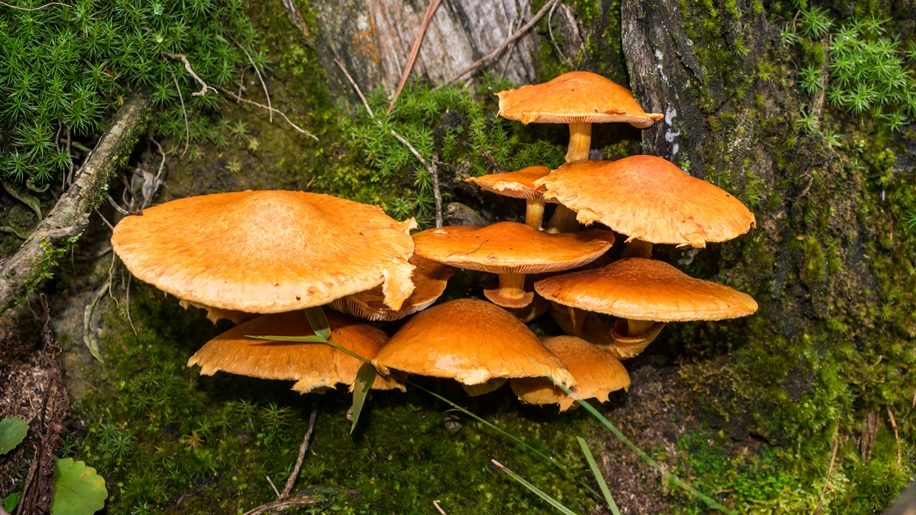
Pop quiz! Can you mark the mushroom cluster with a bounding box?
[111,70,758,413]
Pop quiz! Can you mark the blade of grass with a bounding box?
[304,306,331,340]
[556,384,735,514]
[350,363,376,434]
[491,459,578,515]
[576,436,620,515]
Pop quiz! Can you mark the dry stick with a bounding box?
[814,427,841,515]
[233,39,272,123]
[281,0,311,42]
[216,86,319,141]
[443,0,559,86]
[547,1,574,67]
[433,500,447,514]
[335,58,443,227]
[281,403,320,498]
[165,53,216,97]
[887,406,902,466]
[388,0,443,114]
[169,68,190,157]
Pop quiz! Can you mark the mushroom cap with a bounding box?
[496,71,663,128]
[330,254,454,322]
[536,156,756,248]
[112,190,416,313]
[178,299,254,325]
[511,336,630,411]
[187,310,403,393]
[372,298,575,387]
[534,257,758,321]
[412,222,615,274]
[465,166,550,200]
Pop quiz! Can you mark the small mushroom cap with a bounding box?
[497,71,663,128]
[465,166,551,200]
[413,222,615,274]
[178,299,254,325]
[373,298,575,387]
[536,156,756,248]
[187,310,403,393]
[112,190,416,313]
[511,336,630,411]
[330,254,454,322]
[535,257,758,321]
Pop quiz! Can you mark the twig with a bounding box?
[266,475,280,499]
[443,0,559,86]
[389,132,442,227]
[887,406,901,466]
[281,0,311,42]
[242,493,328,515]
[334,58,374,118]
[216,86,318,141]
[82,279,109,363]
[169,67,190,157]
[165,53,216,97]
[433,500,448,514]
[814,427,840,514]
[388,0,443,114]
[280,403,319,498]
[547,1,575,67]
[233,39,272,123]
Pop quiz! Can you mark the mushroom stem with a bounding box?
[621,239,653,258]
[525,199,546,229]
[568,306,588,337]
[498,272,527,299]
[626,319,657,336]
[564,122,592,163]
[546,205,579,234]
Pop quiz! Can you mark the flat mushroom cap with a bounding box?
[412,222,615,274]
[373,298,575,387]
[496,71,663,128]
[178,299,254,325]
[534,257,758,322]
[330,254,454,322]
[536,156,756,248]
[187,310,403,393]
[511,336,630,411]
[465,166,550,200]
[112,190,416,313]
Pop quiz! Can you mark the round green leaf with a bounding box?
[51,458,108,515]
[0,417,28,455]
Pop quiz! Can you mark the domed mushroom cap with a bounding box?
[112,190,416,313]
[536,156,756,248]
[534,257,758,321]
[412,222,615,274]
[465,166,550,200]
[330,255,454,322]
[373,298,575,387]
[511,336,630,411]
[188,310,403,393]
[496,71,663,128]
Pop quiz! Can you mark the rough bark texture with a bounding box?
[310,0,543,95]
[620,0,913,466]
[0,94,149,313]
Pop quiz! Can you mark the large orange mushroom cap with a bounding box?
[511,336,630,411]
[188,310,403,393]
[112,190,416,313]
[496,71,663,128]
[373,298,575,387]
[534,257,758,322]
[412,222,614,274]
[536,156,756,248]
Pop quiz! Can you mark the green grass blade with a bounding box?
[491,459,578,515]
[350,363,376,434]
[304,306,332,340]
[576,436,619,515]
[556,384,735,514]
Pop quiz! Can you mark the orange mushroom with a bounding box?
[412,222,614,309]
[111,190,417,313]
[466,165,551,229]
[188,310,403,393]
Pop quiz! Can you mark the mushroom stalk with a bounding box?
[496,272,528,301]
[568,306,588,337]
[621,239,653,258]
[525,199,546,229]
[626,319,657,336]
[546,205,579,234]
[564,122,592,163]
